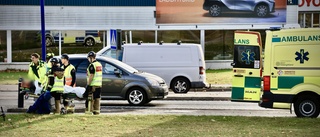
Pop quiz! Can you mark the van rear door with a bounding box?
[231,31,262,102]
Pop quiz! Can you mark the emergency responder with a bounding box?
[61,54,76,87]
[28,53,47,92]
[61,54,76,113]
[46,52,55,72]
[46,58,64,114]
[84,51,102,115]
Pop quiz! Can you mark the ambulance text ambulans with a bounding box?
[232,28,320,118]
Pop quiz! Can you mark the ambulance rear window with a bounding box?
[233,45,260,69]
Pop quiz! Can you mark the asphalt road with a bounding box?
[0,91,296,117]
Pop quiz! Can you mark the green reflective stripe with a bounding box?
[231,87,244,100]
[278,76,304,89]
[244,77,261,88]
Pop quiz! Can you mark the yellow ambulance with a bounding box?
[232,28,320,118]
[260,28,320,118]
[231,31,263,102]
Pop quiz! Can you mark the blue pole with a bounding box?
[40,0,46,61]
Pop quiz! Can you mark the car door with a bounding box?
[98,59,127,97]
[226,0,253,11]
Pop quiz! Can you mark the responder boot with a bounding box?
[93,98,101,115]
[85,95,93,115]
[91,99,95,112]
[55,100,61,114]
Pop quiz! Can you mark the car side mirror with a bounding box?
[114,69,121,77]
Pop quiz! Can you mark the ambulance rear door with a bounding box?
[231,31,262,102]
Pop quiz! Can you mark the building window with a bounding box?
[299,12,320,28]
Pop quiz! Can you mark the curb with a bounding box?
[6,96,231,113]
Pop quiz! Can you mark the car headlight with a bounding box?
[146,78,160,86]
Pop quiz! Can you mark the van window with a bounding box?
[233,45,260,69]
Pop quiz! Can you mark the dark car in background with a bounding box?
[203,0,275,17]
[64,54,168,105]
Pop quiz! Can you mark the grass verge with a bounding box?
[0,69,233,85]
[0,114,319,137]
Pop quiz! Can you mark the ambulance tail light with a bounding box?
[199,67,204,75]
[263,76,270,91]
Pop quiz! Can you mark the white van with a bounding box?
[97,43,209,93]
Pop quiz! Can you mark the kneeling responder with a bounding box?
[85,51,102,115]
[46,58,64,114]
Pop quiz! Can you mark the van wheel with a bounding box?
[294,95,320,118]
[171,78,190,93]
[84,38,95,46]
[209,4,222,17]
[255,4,269,17]
[127,88,147,105]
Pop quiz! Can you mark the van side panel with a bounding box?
[122,44,208,90]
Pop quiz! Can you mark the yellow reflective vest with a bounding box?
[48,71,64,93]
[87,61,102,86]
[28,60,47,85]
[62,64,75,86]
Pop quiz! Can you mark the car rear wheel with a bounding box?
[209,4,222,17]
[255,4,269,17]
[294,95,320,118]
[171,77,190,93]
[84,37,95,46]
[127,87,147,105]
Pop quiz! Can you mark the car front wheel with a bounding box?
[209,4,222,17]
[127,88,147,105]
[255,4,269,17]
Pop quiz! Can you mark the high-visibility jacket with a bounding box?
[28,60,47,85]
[62,64,75,86]
[48,71,64,93]
[87,61,102,86]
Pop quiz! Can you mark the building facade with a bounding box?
[0,0,319,70]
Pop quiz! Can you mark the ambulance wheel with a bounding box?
[294,95,320,118]
[84,38,95,46]
[127,87,147,105]
[171,77,190,93]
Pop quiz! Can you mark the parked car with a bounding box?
[62,54,168,105]
[203,0,275,17]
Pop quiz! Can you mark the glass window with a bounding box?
[0,31,6,62]
[205,30,234,60]
[157,30,200,44]
[233,45,261,69]
[125,30,155,43]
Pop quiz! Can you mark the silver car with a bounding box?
[66,54,168,105]
[203,0,275,17]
